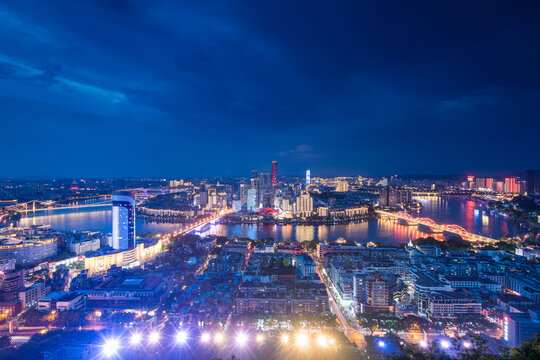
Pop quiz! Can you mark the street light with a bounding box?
[463,341,472,349]
[200,332,211,343]
[296,333,308,347]
[440,340,451,349]
[256,334,264,343]
[175,330,188,345]
[236,332,248,346]
[130,332,142,346]
[377,340,386,348]
[214,332,224,344]
[317,335,327,347]
[281,334,289,344]
[102,338,120,357]
[419,340,428,348]
[149,331,160,345]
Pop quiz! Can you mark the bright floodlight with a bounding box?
[317,335,327,347]
[440,340,451,349]
[214,333,224,344]
[296,333,308,347]
[256,334,264,343]
[419,340,428,348]
[103,338,119,357]
[130,332,142,346]
[281,334,289,344]
[201,332,211,343]
[176,330,188,344]
[463,341,472,349]
[149,331,160,344]
[236,332,248,346]
[377,340,386,348]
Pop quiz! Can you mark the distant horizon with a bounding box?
[0,170,532,182]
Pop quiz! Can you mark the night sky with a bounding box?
[1,1,539,178]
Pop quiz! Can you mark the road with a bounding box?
[308,252,365,348]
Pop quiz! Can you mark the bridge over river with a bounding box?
[376,210,497,243]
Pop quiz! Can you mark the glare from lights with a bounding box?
[329,338,335,345]
[236,332,248,346]
[296,333,308,347]
[149,331,160,345]
[419,340,428,348]
[440,340,451,349]
[130,332,142,346]
[214,333,224,344]
[201,333,211,343]
[463,341,472,349]
[377,340,386,348]
[256,334,264,343]
[281,334,289,344]
[317,335,327,347]
[103,338,120,357]
[175,330,188,345]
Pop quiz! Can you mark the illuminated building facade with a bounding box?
[112,191,136,250]
[271,160,277,187]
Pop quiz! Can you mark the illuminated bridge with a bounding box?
[9,199,112,213]
[376,210,497,243]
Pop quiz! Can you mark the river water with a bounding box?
[19,197,522,245]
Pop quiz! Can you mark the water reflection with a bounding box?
[18,197,518,245]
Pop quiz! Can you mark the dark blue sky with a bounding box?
[1,1,539,178]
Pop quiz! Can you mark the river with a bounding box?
[18,197,522,245]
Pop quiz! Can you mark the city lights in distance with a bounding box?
[102,338,120,357]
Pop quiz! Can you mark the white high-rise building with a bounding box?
[306,170,311,185]
[112,191,136,250]
[247,189,258,212]
[296,190,313,217]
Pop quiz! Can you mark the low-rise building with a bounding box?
[38,291,86,311]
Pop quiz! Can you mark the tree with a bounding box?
[501,333,540,360]
[0,335,11,350]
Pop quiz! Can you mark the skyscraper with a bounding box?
[306,170,311,185]
[112,191,136,250]
[271,160,277,188]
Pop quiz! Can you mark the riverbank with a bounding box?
[218,214,376,226]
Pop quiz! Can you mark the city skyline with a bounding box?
[1,1,540,178]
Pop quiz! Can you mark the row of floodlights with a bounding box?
[103,330,337,357]
[376,339,472,350]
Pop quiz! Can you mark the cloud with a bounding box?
[279,144,326,160]
[0,54,126,104]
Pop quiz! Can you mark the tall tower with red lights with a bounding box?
[271,160,277,187]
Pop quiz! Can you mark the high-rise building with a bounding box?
[353,272,392,313]
[112,191,136,250]
[526,169,540,195]
[271,161,277,188]
[486,178,494,190]
[239,184,249,205]
[504,178,517,193]
[296,190,313,217]
[247,189,258,212]
[306,170,311,185]
[336,181,349,192]
[0,270,24,302]
[379,187,412,207]
[250,178,261,207]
